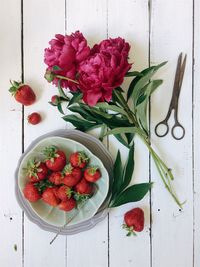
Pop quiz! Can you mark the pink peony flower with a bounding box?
[78,37,132,106]
[44,31,90,91]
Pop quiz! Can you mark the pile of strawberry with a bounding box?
[23,146,101,212]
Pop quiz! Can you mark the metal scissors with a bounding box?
[155,53,187,140]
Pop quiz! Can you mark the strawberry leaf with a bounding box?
[110,182,152,207]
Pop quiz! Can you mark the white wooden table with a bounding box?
[0,0,199,266]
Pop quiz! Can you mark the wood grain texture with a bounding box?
[0,0,23,265]
[193,0,200,266]
[107,1,151,267]
[23,0,67,266]
[0,0,198,266]
[150,1,193,266]
[66,1,109,267]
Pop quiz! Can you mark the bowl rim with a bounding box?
[18,135,110,226]
[15,129,113,235]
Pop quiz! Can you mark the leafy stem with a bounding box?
[114,87,182,208]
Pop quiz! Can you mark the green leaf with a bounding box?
[82,105,113,119]
[110,183,152,207]
[68,105,100,122]
[104,127,147,139]
[62,114,97,131]
[125,71,142,77]
[57,80,68,99]
[136,94,146,106]
[57,103,64,115]
[95,102,128,116]
[52,65,62,71]
[127,61,167,101]
[136,79,163,132]
[68,92,83,106]
[114,134,130,148]
[121,144,135,191]
[111,151,123,199]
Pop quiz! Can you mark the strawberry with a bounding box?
[62,163,82,187]
[28,112,41,125]
[43,146,66,171]
[123,208,144,236]
[57,185,72,201]
[58,198,76,212]
[23,182,41,202]
[42,187,60,206]
[48,171,63,185]
[69,151,88,169]
[75,178,93,195]
[24,160,48,182]
[84,167,101,182]
[9,80,36,106]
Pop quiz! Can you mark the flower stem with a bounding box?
[141,136,183,208]
[116,91,182,208]
[55,75,79,84]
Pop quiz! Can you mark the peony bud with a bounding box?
[44,70,55,82]
[51,95,60,106]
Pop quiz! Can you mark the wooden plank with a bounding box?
[23,0,67,266]
[107,1,151,267]
[66,1,109,267]
[150,1,193,266]
[194,0,200,266]
[0,0,23,266]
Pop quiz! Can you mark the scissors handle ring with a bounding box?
[171,123,185,140]
[155,120,169,137]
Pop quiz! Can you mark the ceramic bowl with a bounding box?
[15,129,113,235]
[18,136,109,227]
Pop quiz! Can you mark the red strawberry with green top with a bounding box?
[23,182,41,202]
[42,187,60,206]
[57,185,72,201]
[69,151,88,169]
[9,80,36,106]
[58,198,76,212]
[123,208,144,236]
[84,167,101,182]
[43,146,66,171]
[24,160,48,182]
[62,163,82,187]
[48,171,63,185]
[75,178,93,195]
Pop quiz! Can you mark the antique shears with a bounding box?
[155,53,187,140]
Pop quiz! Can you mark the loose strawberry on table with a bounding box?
[43,146,66,171]
[58,198,76,212]
[23,182,41,202]
[70,151,88,168]
[48,171,63,185]
[62,163,82,187]
[123,208,144,236]
[24,160,48,182]
[9,80,36,106]
[84,167,101,182]
[42,187,60,207]
[28,112,42,125]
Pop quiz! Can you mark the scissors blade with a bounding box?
[178,54,187,89]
